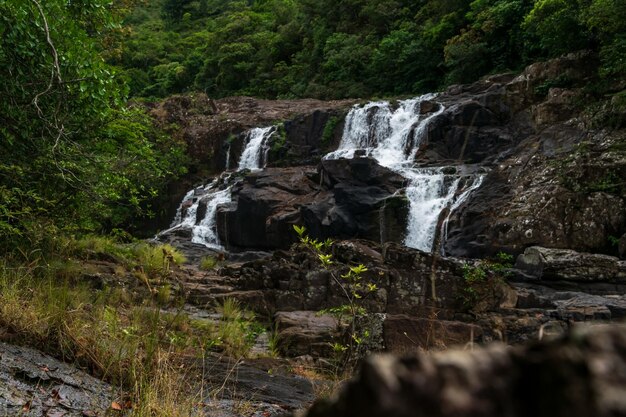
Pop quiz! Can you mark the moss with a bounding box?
[322,116,340,146]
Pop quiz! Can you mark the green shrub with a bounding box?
[199,255,218,270]
[132,243,186,277]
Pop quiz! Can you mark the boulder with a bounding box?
[515,246,626,282]
[303,324,626,417]
[219,159,409,251]
[274,311,345,358]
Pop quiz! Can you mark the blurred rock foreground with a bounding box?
[302,324,626,417]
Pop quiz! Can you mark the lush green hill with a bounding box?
[113,0,625,99]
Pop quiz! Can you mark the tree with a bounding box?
[0,0,185,247]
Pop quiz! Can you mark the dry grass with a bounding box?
[215,298,257,358]
[0,260,203,416]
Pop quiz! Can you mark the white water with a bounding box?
[159,180,231,249]
[325,94,484,252]
[238,126,276,170]
[326,93,442,165]
[159,124,277,250]
[190,187,232,249]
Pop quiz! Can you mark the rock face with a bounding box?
[441,51,626,258]
[177,239,626,358]
[217,157,409,251]
[303,324,626,417]
[0,342,115,417]
[148,94,355,172]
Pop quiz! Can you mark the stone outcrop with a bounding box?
[441,52,625,258]
[216,157,409,251]
[515,246,626,282]
[176,239,626,358]
[302,324,626,417]
[0,342,115,417]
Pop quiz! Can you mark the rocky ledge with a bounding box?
[0,342,115,417]
[177,238,626,357]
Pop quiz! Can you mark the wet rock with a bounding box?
[0,342,114,417]
[532,88,582,126]
[218,159,409,251]
[303,324,626,417]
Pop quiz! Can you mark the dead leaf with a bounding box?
[111,401,123,411]
[22,401,31,411]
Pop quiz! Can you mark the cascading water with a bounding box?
[238,126,276,170]
[325,94,484,252]
[159,180,231,250]
[158,124,279,250]
[162,95,483,254]
[190,187,232,249]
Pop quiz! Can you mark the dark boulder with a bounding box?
[218,158,409,251]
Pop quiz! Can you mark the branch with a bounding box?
[30,0,63,116]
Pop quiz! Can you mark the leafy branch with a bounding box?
[293,225,377,368]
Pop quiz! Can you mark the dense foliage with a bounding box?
[115,0,625,99]
[0,0,186,249]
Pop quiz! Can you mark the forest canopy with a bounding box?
[114,0,625,99]
[0,0,186,248]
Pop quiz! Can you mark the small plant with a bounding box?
[215,297,258,358]
[199,255,218,270]
[293,225,377,368]
[270,123,287,153]
[534,75,573,97]
[461,252,513,311]
[132,243,186,278]
[322,116,340,145]
[609,235,620,247]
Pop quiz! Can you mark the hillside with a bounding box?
[0,1,625,416]
[113,0,625,100]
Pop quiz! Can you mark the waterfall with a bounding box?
[158,179,231,250]
[238,126,276,170]
[325,94,484,252]
[325,94,442,165]
[190,187,232,249]
[160,124,278,250]
[403,169,461,252]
